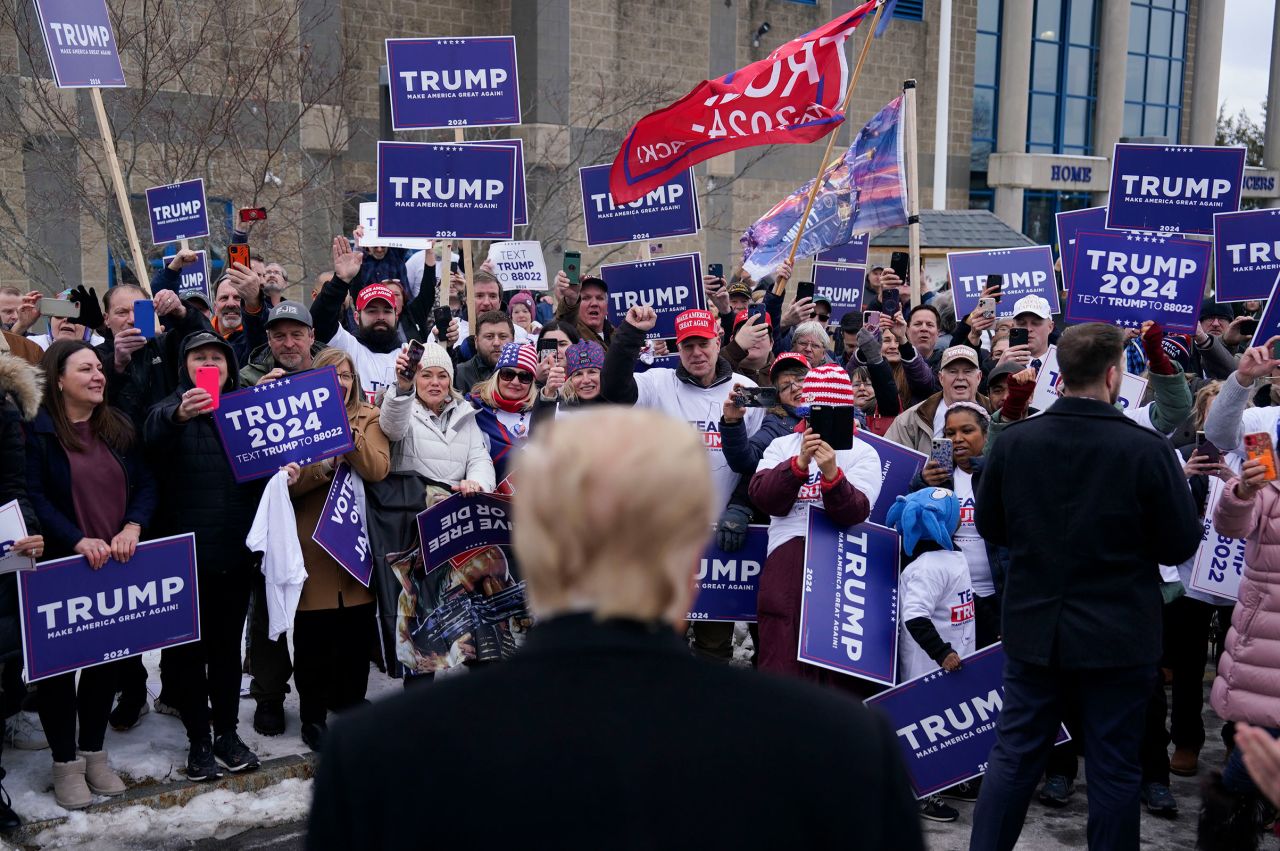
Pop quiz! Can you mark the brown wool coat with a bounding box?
[289,402,390,611]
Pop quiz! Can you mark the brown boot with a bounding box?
[79,750,125,796]
[51,758,92,810]
[1171,745,1200,777]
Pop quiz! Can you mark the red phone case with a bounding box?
[195,366,221,411]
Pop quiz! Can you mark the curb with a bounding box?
[6,753,316,849]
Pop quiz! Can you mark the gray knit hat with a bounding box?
[417,341,454,380]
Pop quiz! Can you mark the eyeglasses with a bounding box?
[498,368,534,385]
[336,372,355,382]
[851,381,872,389]
[815,313,830,323]
[776,381,804,396]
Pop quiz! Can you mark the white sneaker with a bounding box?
[5,710,48,750]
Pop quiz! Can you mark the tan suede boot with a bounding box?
[79,750,125,796]
[1170,745,1200,777]
[51,758,92,809]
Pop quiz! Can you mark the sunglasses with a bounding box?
[498,368,534,385]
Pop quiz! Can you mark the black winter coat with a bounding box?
[97,301,211,433]
[0,353,41,662]
[308,614,924,851]
[144,335,264,575]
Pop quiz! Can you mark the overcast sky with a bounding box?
[1220,0,1273,121]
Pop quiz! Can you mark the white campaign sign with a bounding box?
[1189,476,1247,602]
[0,499,34,574]
[487,240,548,291]
[357,202,434,250]
[1030,345,1149,413]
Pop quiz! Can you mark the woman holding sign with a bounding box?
[24,340,156,809]
[145,332,264,783]
[287,349,390,752]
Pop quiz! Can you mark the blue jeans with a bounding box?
[1223,725,1280,798]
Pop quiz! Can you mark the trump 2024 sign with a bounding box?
[385,37,520,130]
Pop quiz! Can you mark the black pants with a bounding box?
[970,658,1155,851]
[1164,595,1233,751]
[37,661,125,763]
[1140,666,1170,785]
[293,603,376,725]
[164,570,251,744]
[974,593,1001,649]
[247,570,292,703]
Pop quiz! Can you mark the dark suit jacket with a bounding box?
[307,614,923,851]
[975,396,1200,669]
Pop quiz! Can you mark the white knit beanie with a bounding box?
[417,341,454,380]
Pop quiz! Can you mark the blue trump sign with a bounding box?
[1106,143,1246,235]
[385,36,521,130]
[853,430,927,526]
[865,643,1071,798]
[33,0,125,88]
[19,534,201,683]
[798,512,900,686]
[312,464,373,587]
[1065,230,1210,334]
[174,250,209,304]
[464,139,527,227]
[813,263,864,323]
[1055,206,1108,292]
[688,526,767,623]
[1248,273,1280,346]
[377,142,517,241]
[416,493,513,574]
[947,245,1058,321]
[145,179,209,245]
[815,232,869,266]
[601,252,705,341]
[1213,209,1280,303]
[214,366,354,483]
[579,164,700,247]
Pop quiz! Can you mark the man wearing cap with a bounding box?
[727,280,753,315]
[1198,298,1254,355]
[240,300,325,385]
[602,304,764,662]
[996,295,1056,374]
[885,345,990,454]
[312,238,407,400]
[721,310,776,387]
[555,270,614,350]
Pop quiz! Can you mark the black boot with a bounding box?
[1197,771,1259,851]
[253,700,285,736]
[0,781,19,832]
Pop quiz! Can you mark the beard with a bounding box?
[356,322,400,353]
[218,309,243,331]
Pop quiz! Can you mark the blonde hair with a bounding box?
[512,409,713,622]
[313,347,362,414]
[472,368,537,411]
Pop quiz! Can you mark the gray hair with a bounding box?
[792,321,832,351]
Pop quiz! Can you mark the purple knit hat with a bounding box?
[564,340,605,376]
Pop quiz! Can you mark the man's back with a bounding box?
[975,397,1199,669]
[308,615,922,851]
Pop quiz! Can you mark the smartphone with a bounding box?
[863,310,882,330]
[746,302,768,323]
[433,306,452,341]
[809,405,854,451]
[450,261,460,274]
[563,251,581,285]
[1245,432,1279,481]
[1008,327,1030,348]
[708,263,724,280]
[736,386,779,408]
[536,337,559,362]
[132,299,156,340]
[977,297,996,320]
[890,251,910,282]
[986,273,1003,302]
[1195,431,1222,464]
[401,340,425,382]
[227,243,250,270]
[238,207,267,223]
[930,437,954,475]
[195,365,221,411]
[1238,317,1259,336]
[38,298,79,319]
[1273,339,1280,361]
[796,280,815,303]
[880,288,901,318]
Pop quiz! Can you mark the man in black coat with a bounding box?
[307,408,923,851]
[969,323,1201,851]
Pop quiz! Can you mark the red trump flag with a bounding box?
[608,1,876,205]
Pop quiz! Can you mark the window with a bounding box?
[892,0,925,21]
[1123,0,1188,140]
[1026,0,1098,157]
[1024,190,1093,248]
[969,0,1002,210]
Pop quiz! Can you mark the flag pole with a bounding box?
[453,127,476,328]
[91,88,151,296]
[903,78,922,307]
[774,1,884,302]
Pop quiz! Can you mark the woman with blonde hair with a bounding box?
[467,342,545,480]
[287,347,391,752]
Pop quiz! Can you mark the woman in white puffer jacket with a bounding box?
[380,342,496,496]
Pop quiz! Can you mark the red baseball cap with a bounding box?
[733,309,773,331]
[674,309,719,344]
[356,284,397,312]
[769,352,810,379]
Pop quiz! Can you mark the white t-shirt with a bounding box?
[932,400,951,437]
[427,318,530,347]
[30,331,104,351]
[756,431,884,556]
[898,549,976,682]
[953,469,995,596]
[634,368,764,511]
[246,469,307,640]
[328,325,399,402]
